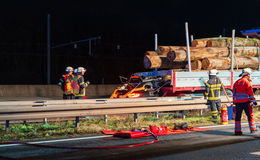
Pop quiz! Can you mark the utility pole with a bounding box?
[47,14,51,84]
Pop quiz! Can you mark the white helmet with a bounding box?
[209,69,219,76]
[77,67,86,73]
[65,66,74,72]
[239,68,252,77]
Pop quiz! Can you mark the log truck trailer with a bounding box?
[111,28,260,98]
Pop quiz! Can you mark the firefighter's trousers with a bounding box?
[234,102,257,132]
[208,99,221,119]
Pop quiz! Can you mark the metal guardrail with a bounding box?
[0,96,259,129]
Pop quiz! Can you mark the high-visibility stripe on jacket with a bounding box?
[233,75,255,103]
[205,77,222,101]
[75,76,87,96]
[61,74,75,95]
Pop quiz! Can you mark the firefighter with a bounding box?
[75,67,90,99]
[58,66,75,99]
[233,68,257,135]
[204,69,223,119]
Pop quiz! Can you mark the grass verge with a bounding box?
[0,111,260,142]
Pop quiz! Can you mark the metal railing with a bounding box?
[0,96,258,129]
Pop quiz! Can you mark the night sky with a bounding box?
[0,0,260,84]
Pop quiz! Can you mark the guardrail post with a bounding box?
[44,118,48,124]
[5,120,9,131]
[181,111,186,119]
[155,112,159,118]
[200,109,203,116]
[134,113,138,122]
[75,117,80,128]
[104,115,108,124]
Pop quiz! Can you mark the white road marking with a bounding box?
[199,121,260,129]
[0,135,112,148]
[250,151,260,156]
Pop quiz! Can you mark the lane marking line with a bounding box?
[199,121,260,129]
[0,135,112,148]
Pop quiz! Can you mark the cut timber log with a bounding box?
[145,51,169,57]
[158,46,185,55]
[143,55,187,69]
[144,55,161,69]
[234,47,260,57]
[165,46,260,61]
[206,37,260,47]
[191,39,208,47]
[185,60,202,70]
[201,57,231,70]
[167,47,229,61]
[234,56,259,69]
[145,51,159,56]
[201,56,259,70]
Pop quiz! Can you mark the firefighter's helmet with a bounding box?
[239,68,252,77]
[65,66,74,72]
[208,69,219,76]
[77,67,86,73]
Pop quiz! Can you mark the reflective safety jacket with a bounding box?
[205,76,223,101]
[60,74,75,95]
[75,76,88,96]
[233,75,255,103]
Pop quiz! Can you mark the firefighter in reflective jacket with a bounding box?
[58,66,75,99]
[233,68,257,135]
[204,69,223,119]
[75,67,90,99]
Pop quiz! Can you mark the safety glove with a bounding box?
[251,100,258,106]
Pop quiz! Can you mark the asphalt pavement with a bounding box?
[0,123,259,160]
[151,139,260,160]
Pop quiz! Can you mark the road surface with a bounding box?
[0,123,259,160]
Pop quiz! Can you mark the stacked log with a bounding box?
[191,37,260,47]
[145,51,159,56]
[166,47,229,61]
[201,56,259,70]
[144,37,260,70]
[143,55,187,69]
[185,60,202,70]
[207,37,260,47]
[191,39,208,47]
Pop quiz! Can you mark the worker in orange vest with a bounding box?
[75,67,90,99]
[58,66,75,99]
[233,68,257,135]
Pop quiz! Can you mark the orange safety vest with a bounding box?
[233,75,255,103]
[62,74,74,95]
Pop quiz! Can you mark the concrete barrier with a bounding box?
[0,85,119,98]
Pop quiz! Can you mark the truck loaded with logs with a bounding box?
[111,37,260,98]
